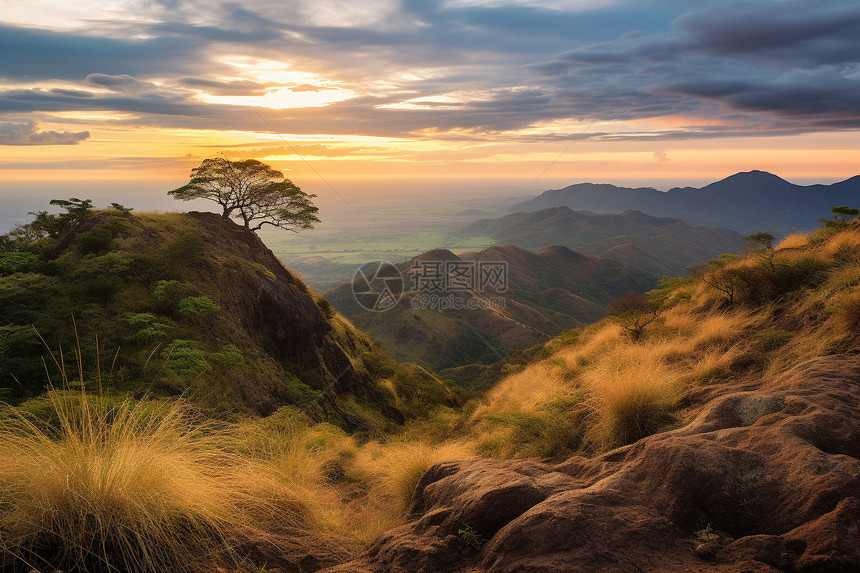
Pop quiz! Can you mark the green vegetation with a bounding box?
[457,525,488,550]
[0,201,472,571]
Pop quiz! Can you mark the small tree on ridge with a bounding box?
[169,158,320,232]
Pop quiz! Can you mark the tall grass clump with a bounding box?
[353,440,473,509]
[0,391,242,572]
[581,345,683,448]
[0,340,320,573]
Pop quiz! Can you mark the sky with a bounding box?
[1,0,860,214]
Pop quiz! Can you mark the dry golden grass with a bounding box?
[823,229,860,263]
[0,392,299,573]
[465,225,860,458]
[578,343,684,448]
[470,361,566,419]
[686,310,763,349]
[775,233,809,250]
[352,440,474,510]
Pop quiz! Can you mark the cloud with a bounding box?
[0,120,90,145]
[674,0,860,65]
[86,73,154,92]
[179,77,270,96]
[1,0,859,144]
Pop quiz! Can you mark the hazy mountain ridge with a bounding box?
[326,243,653,373]
[462,206,744,276]
[509,170,860,233]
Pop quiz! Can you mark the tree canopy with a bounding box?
[169,158,320,232]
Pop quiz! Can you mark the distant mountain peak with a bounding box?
[413,248,460,262]
[507,170,859,233]
[715,170,791,185]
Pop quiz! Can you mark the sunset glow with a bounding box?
[1,0,859,198]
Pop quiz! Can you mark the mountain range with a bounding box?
[461,207,743,276]
[508,170,860,233]
[326,243,653,374]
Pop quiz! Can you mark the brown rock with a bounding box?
[322,354,860,572]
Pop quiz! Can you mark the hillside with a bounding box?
[325,244,653,374]
[462,207,743,276]
[508,170,860,233]
[324,219,860,573]
[2,205,859,573]
[0,207,454,427]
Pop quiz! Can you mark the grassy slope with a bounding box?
[460,221,860,457]
[2,210,858,573]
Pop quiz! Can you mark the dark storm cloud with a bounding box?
[530,0,860,133]
[0,120,90,145]
[674,1,860,65]
[1,0,859,141]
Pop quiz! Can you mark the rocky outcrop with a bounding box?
[48,210,380,418]
[186,213,362,389]
[324,353,860,572]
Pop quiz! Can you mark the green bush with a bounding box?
[209,344,246,369]
[724,256,830,306]
[163,340,209,373]
[0,252,36,275]
[76,227,114,255]
[125,313,173,342]
[480,409,585,458]
[177,296,219,317]
[316,297,334,319]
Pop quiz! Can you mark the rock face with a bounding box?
[185,212,363,392]
[324,354,860,572]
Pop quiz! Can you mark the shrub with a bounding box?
[75,227,114,255]
[209,344,247,369]
[316,297,335,319]
[124,313,173,343]
[177,296,219,317]
[163,340,208,373]
[830,291,860,327]
[457,525,488,550]
[153,279,195,302]
[757,329,794,350]
[0,252,36,275]
[607,291,659,341]
[478,408,585,458]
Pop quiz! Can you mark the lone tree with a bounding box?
[607,290,660,341]
[169,158,320,232]
[832,205,859,224]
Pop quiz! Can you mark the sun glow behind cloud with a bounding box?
[1,0,859,194]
